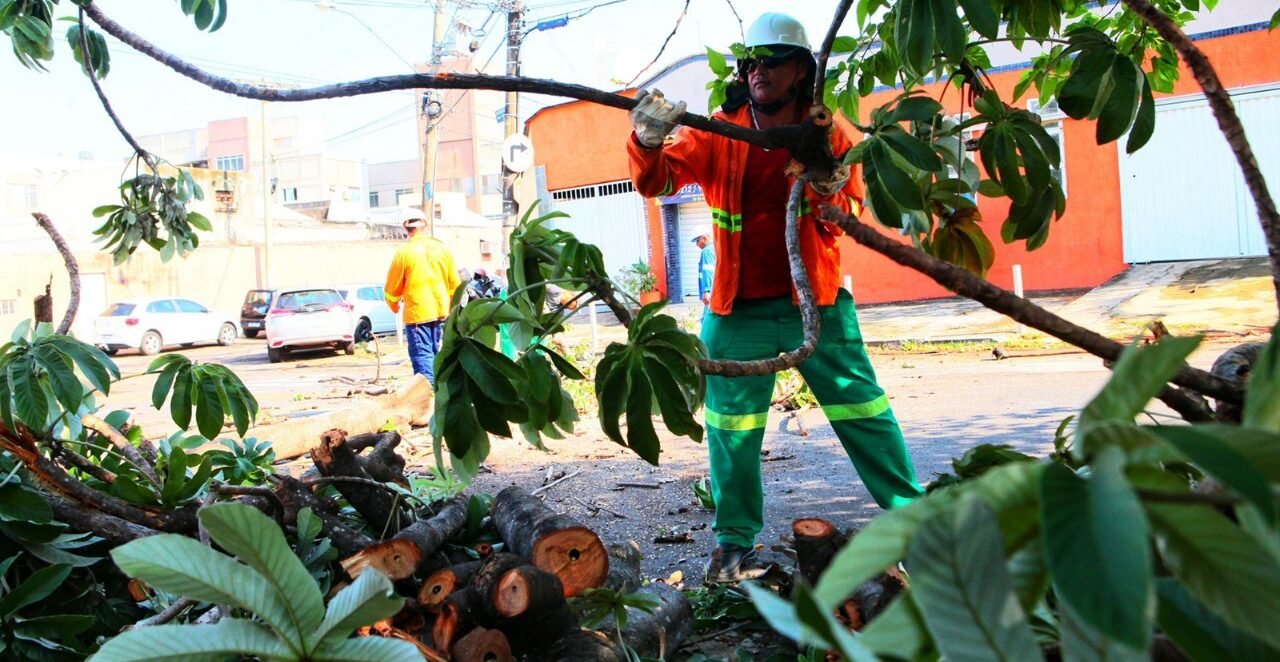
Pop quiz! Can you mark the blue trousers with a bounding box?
[406,320,444,386]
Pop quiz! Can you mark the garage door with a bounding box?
[1119,85,1277,262]
[549,181,650,284]
[677,202,713,299]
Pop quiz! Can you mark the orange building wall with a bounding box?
[528,27,1280,305]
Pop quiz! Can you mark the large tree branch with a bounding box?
[1120,0,1280,313]
[82,2,780,151]
[814,0,855,99]
[820,207,1243,404]
[78,8,157,171]
[32,213,80,336]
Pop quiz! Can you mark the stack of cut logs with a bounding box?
[312,429,691,662]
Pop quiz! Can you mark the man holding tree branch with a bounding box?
[626,12,924,583]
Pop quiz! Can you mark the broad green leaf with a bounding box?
[1243,323,1280,432]
[1146,503,1280,649]
[32,343,83,414]
[151,365,181,410]
[170,368,194,430]
[624,362,661,464]
[885,95,944,124]
[194,371,225,439]
[908,498,1043,662]
[870,141,926,210]
[1058,599,1146,662]
[1006,543,1049,612]
[881,127,944,171]
[88,618,292,662]
[48,334,118,393]
[458,342,519,405]
[0,484,53,523]
[958,0,999,39]
[1077,336,1201,439]
[1125,78,1156,153]
[932,0,965,62]
[199,503,325,651]
[705,47,730,77]
[318,635,428,661]
[895,0,937,76]
[1042,449,1153,649]
[1147,425,1276,521]
[1157,578,1280,661]
[312,570,403,649]
[11,613,95,640]
[1058,48,1114,121]
[1096,54,1143,145]
[10,357,50,429]
[0,563,71,619]
[859,590,937,660]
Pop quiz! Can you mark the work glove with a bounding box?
[807,163,852,197]
[631,89,686,148]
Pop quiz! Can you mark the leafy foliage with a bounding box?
[618,260,659,296]
[96,502,422,661]
[92,170,212,266]
[147,354,258,439]
[173,0,228,32]
[0,321,118,435]
[0,0,56,70]
[206,436,275,485]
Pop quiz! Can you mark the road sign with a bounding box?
[502,134,535,173]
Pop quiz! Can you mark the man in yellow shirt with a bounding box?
[384,217,460,385]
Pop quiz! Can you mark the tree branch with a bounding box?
[625,0,691,88]
[77,8,157,172]
[82,413,161,488]
[1120,0,1280,314]
[43,490,159,545]
[81,1,782,151]
[814,0,855,99]
[32,213,80,336]
[820,207,1244,404]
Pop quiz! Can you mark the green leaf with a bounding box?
[194,370,225,439]
[1042,449,1152,649]
[1058,598,1146,662]
[958,0,999,39]
[312,569,403,650]
[32,343,83,414]
[895,0,937,76]
[870,141,926,210]
[10,357,50,429]
[1148,425,1276,521]
[1243,323,1280,432]
[831,35,860,53]
[859,590,937,659]
[706,47,730,77]
[0,563,71,619]
[932,0,965,62]
[88,618,292,662]
[459,342,519,405]
[886,95,944,123]
[908,497,1043,662]
[1145,503,1280,649]
[1058,48,1114,121]
[1125,78,1156,153]
[318,635,429,662]
[1157,578,1280,662]
[1096,54,1143,145]
[198,503,325,651]
[47,334,119,394]
[624,362,661,465]
[11,613,95,640]
[881,127,944,171]
[1078,336,1201,436]
[0,484,53,523]
[791,582,880,661]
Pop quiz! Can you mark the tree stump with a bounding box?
[493,565,568,619]
[491,486,608,596]
[793,518,847,586]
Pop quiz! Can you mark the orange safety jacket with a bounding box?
[627,104,864,315]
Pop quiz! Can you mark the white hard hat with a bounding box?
[690,225,712,243]
[745,12,811,50]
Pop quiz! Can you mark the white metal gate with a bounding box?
[1119,85,1277,262]
[549,181,650,283]
[677,202,713,299]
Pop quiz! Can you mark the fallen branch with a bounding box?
[137,598,198,627]
[342,496,468,581]
[82,414,160,488]
[531,468,582,497]
[32,213,80,336]
[312,429,408,535]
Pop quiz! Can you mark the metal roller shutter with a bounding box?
[677,202,714,300]
[549,180,650,283]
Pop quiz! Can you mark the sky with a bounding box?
[0,0,847,165]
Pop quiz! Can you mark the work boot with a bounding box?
[704,542,765,584]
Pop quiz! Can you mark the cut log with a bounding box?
[597,583,692,660]
[419,560,482,612]
[493,565,567,619]
[342,496,469,580]
[432,587,486,653]
[502,602,578,657]
[359,621,448,662]
[469,553,528,617]
[453,627,514,662]
[199,374,434,460]
[312,429,407,535]
[793,518,847,586]
[603,541,643,592]
[547,630,624,662]
[491,486,608,596]
[853,566,907,626]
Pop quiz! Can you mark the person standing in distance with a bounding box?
[626,12,924,583]
[692,225,716,307]
[384,217,460,386]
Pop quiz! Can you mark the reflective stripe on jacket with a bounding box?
[627,104,864,315]
[384,233,461,325]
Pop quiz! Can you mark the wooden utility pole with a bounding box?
[500,1,523,256]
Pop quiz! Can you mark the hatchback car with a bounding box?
[264,288,356,363]
[333,284,395,342]
[94,298,239,356]
[240,289,276,338]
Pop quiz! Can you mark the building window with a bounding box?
[215,155,245,171]
[1045,123,1067,197]
[0,299,15,315]
[461,177,476,197]
[282,187,298,202]
[8,184,37,208]
[395,188,413,205]
[482,173,503,194]
[369,191,381,208]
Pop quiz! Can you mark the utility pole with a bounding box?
[501,1,523,256]
[421,0,447,236]
[259,99,273,289]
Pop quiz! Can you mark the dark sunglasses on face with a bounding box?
[738,55,791,75]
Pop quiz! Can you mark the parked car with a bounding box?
[94,298,239,356]
[240,289,276,338]
[333,283,395,342]
[264,288,356,363]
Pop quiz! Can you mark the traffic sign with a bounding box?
[502,134,535,173]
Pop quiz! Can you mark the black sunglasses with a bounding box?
[737,46,806,75]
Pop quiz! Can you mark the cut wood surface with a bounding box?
[494,565,567,619]
[793,517,847,586]
[433,587,484,653]
[491,486,608,597]
[199,374,433,459]
[312,429,406,536]
[342,496,468,580]
[419,560,482,612]
[547,629,624,662]
[452,626,514,662]
[603,541,643,593]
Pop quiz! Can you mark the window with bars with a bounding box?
[551,180,635,201]
[0,300,15,315]
[215,155,245,171]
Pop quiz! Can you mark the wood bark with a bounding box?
[419,560,482,612]
[453,627,514,662]
[32,213,80,335]
[82,413,160,487]
[206,375,434,460]
[272,476,373,557]
[342,495,468,580]
[347,431,407,484]
[42,490,157,545]
[34,281,53,325]
[432,587,486,653]
[491,486,609,597]
[501,601,579,658]
[603,541,643,593]
[493,565,568,619]
[547,630,624,662]
[606,582,693,660]
[312,429,407,536]
[793,518,848,586]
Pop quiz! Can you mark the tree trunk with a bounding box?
[453,627,514,662]
[502,602,579,658]
[614,582,692,660]
[419,560,482,612]
[32,213,80,335]
[793,518,847,586]
[603,541,643,593]
[312,429,407,536]
[491,486,608,597]
[547,630,624,662]
[342,496,468,580]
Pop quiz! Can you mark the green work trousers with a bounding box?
[702,289,924,548]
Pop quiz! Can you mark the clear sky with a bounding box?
[0,1,847,165]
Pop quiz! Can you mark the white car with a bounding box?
[265,288,356,363]
[94,298,239,356]
[333,283,396,343]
